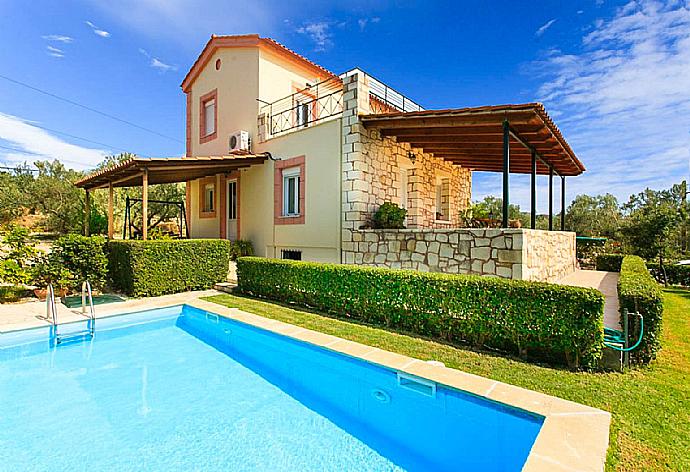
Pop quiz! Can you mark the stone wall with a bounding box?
[522,229,577,282]
[342,228,576,282]
[341,73,471,241]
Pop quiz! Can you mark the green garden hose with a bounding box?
[603,313,644,352]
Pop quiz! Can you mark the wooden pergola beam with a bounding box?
[142,167,148,241]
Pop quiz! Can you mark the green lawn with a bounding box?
[203,288,690,471]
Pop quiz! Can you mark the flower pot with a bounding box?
[33,288,68,301]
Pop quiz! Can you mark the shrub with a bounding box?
[53,235,108,290]
[617,256,664,364]
[646,262,690,286]
[229,240,254,261]
[596,253,625,272]
[108,239,232,297]
[372,202,407,229]
[31,253,74,290]
[237,257,605,369]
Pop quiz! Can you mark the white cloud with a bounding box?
[85,20,111,38]
[46,45,64,58]
[41,35,73,43]
[139,48,177,72]
[535,19,557,37]
[520,0,690,208]
[0,113,108,170]
[297,21,332,51]
[358,17,380,31]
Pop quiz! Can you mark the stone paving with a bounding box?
[559,269,620,329]
[0,290,220,333]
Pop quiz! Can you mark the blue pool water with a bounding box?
[0,305,542,471]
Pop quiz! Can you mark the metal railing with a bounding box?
[258,75,344,139]
[341,68,424,114]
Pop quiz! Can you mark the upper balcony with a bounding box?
[257,68,424,141]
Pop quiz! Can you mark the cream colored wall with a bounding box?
[188,47,260,157]
[185,46,341,262]
[257,48,325,105]
[252,119,342,262]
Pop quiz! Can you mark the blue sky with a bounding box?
[0,0,688,212]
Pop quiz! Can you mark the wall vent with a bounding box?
[281,249,302,261]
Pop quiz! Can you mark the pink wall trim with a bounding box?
[274,155,305,225]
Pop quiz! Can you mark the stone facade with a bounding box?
[341,73,472,239]
[342,228,576,282]
[339,73,576,283]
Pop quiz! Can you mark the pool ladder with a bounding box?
[48,281,96,347]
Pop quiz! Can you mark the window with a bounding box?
[203,99,216,136]
[274,155,305,225]
[435,177,450,221]
[199,89,217,144]
[199,176,216,218]
[281,249,302,260]
[282,167,300,216]
[296,100,309,127]
[399,168,409,209]
[203,183,215,212]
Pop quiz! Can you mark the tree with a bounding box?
[565,193,622,238]
[622,186,683,284]
[29,160,87,233]
[471,196,526,226]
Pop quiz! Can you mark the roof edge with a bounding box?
[181,34,337,93]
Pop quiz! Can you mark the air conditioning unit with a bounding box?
[229,130,250,153]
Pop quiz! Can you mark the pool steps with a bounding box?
[47,281,96,347]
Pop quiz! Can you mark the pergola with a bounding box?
[361,103,584,229]
[74,154,268,240]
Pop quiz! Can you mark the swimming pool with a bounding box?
[0,304,543,471]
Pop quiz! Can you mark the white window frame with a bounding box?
[282,167,301,217]
[203,99,216,136]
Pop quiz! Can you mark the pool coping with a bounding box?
[185,298,610,472]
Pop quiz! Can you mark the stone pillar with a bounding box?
[341,72,371,263]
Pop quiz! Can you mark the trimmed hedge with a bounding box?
[618,256,664,364]
[596,253,625,272]
[54,235,109,290]
[646,262,690,286]
[237,257,605,369]
[108,239,231,297]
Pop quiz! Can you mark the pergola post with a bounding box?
[530,150,537,229]
[84,189,90,236]
[502,119,510,228]
[107,182,114,239]
[548,167,554,231]
[142,167,149,241]
[561,175,566,231]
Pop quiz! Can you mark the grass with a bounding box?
[203,288,689,472]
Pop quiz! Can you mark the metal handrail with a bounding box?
[46,283,58,325]
[81,281,96,335]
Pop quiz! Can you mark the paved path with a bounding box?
[558,269,620,329]
[0,290,221,333]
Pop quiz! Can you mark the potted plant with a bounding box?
[31,255,73,301]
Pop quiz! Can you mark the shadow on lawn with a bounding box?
[213,287,579,373]
[664,286,690,301]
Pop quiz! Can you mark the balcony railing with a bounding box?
[258,76,344,140]
[257,69,424,140]
[342,68,424,114]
